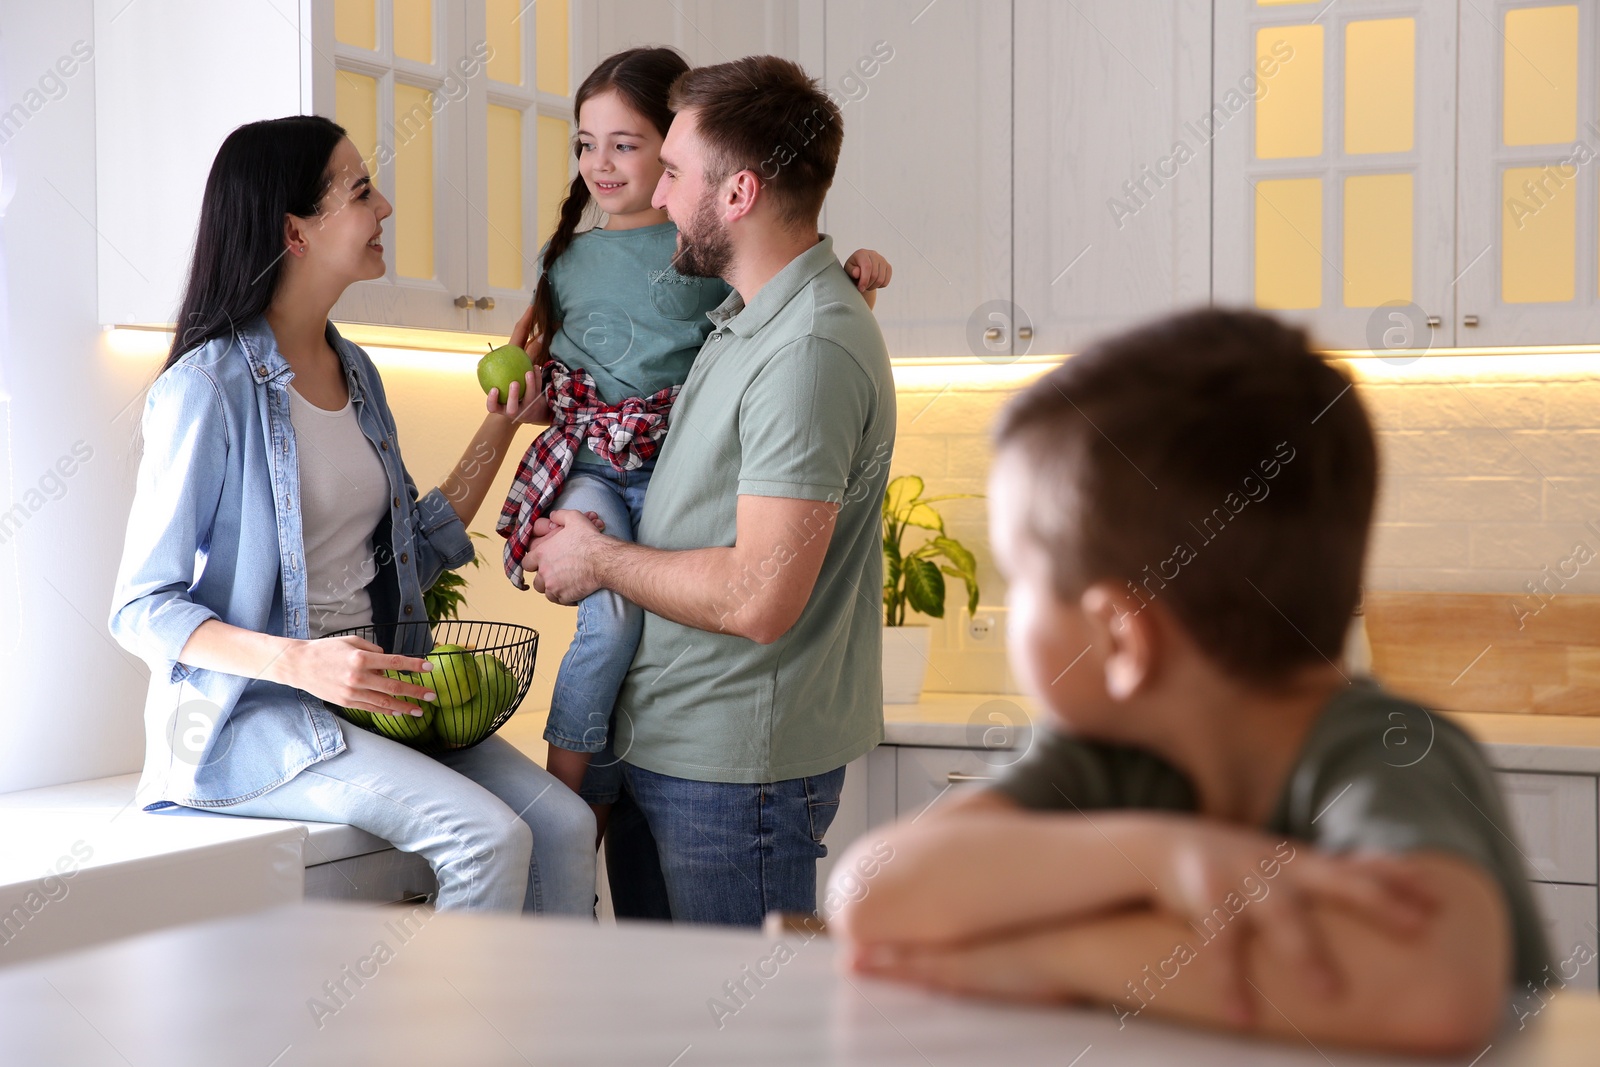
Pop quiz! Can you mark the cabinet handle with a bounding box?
[983,326,1005,343]
[1463,314,1480,327]
[475,296,496,311]
[454,295,474,309]
[946,772,993,784]
[1016,326,1033,340]
[1425,315,1441,328]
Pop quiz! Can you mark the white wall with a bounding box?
[0,0,150,793]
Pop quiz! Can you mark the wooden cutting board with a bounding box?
[1365,591,1600,715]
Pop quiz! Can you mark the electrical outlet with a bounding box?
[961,607,1006,649]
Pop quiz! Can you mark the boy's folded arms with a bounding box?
[833,809,1508,1056]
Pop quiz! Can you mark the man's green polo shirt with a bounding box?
[614,236,897,783]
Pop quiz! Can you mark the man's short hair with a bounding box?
[668,55,843,226]
[994,308,1378,684]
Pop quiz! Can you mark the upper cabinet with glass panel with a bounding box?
[1458,1,1600,346]
[314,0,578,334]
[1213,0,1457,353]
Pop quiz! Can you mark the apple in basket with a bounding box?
[436,653,519,746]
[371,669,437,742]
[426,643,480,707]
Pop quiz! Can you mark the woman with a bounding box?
[108,115,594,914]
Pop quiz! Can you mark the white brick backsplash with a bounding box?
[1469,522,1600,570]
[1503,430,1600,475]
[1544,381,1600,427]
[945,434,996,481]
[892,374,1600,627]
[1378,476,1541,523]
[1544,479,1600,522]
[1369,523,1472,568]
[887,435,947,478]
[1377,430,1530,477]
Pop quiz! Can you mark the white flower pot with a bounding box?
[882,625,932,704]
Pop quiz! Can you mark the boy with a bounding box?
[828,309,1551,1055]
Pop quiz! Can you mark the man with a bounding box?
[525,55,896,925]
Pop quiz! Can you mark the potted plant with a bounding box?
[881,475,982,703]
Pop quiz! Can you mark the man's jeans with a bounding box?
[605,762,847,926]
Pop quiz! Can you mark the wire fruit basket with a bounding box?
[321,620,539,753]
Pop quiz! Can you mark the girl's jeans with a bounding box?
[541,459,653,800]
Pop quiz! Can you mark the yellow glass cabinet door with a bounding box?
[309,1,575,333]
[1457,0,1600,346]
[1212,0,1457,354]
[463,0,577,336]
[313,0,470,331]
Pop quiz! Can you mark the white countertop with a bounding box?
[888,692,1600,775]
[1,901,1594,1065]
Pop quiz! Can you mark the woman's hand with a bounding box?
[844,248,893,293]
[486,372,550,425]
[266,635,439,717]
[488,305,550,424]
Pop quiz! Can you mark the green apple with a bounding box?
[426,644,479,708]
[477,343,534,402]
[477,653,519,713]
[437,654,520,747]
[437,654,518,746]
[370,704,435,743]
[340,706,374,728]
[383,669,434,708]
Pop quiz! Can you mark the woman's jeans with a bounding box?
[542,459,652,782]
[211,726,596,915]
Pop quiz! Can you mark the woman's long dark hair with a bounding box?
[164,115,348,372]
[528,47,688,365]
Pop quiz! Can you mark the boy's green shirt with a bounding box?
[995,678,1554,999]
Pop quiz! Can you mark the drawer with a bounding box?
[1530,882,1599,992]
[1496,772,1598,885]
[304,848,436,904]
[894,746,1008,821]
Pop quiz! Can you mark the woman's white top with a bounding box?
[288,382,390,638]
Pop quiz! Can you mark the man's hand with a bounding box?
[526,508,611,605]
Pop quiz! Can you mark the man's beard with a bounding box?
[672,190,733,280]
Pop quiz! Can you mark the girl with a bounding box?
[489,47,891,831]
[109,116,596,914]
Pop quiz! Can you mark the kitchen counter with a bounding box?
[888,692,1600,775]
[2,901,1595,1065]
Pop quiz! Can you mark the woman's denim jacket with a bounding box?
[109,316,474,809]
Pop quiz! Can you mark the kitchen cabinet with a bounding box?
[819,0,1011,359]
[590,0,802,68]
[1500,770,1600,989]
[1212,0,1457,353]
[1456,0,1600,346]
[1012,0,1213,356]
[821,0,1211,359]
[94,0,579,335]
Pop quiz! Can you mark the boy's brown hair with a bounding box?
[994,308,1377,684]
[668,55,842,226]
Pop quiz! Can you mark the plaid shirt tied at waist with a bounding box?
[495,359,678,590]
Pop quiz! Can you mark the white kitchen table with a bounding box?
[0,902,1595,1066]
